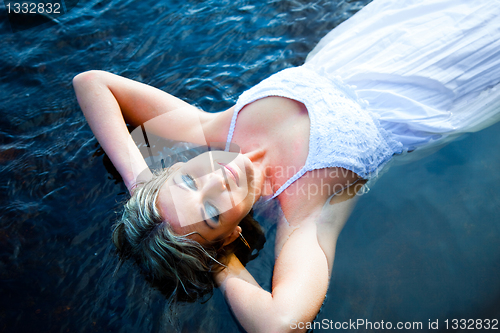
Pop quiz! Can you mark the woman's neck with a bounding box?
[243,148,275,199]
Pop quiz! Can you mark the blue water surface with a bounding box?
[0,0,499,332]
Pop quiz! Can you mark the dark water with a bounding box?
[0,0,499,332]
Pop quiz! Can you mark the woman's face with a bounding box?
[157,151,258,245]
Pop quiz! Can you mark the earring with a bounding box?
[239,232,251,250]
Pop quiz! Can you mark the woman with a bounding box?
[73,0,500,332]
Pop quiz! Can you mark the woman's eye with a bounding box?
[205,202,220,223]
[181,174,197,190]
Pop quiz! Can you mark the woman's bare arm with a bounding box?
[72,70,223,192]
[214,189,360,333]
[73,71,150,191]
[215,222,330,333]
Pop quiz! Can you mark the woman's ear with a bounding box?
[222,226,242,246]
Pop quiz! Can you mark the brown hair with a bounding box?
[112,168,265,303]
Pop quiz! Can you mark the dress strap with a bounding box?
[224,107,240,152]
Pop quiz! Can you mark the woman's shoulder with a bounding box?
[202,105,236,144]
[203,95,303,136]
[231,95,312,167]
[204,96,306,148]
[236,96,308,129]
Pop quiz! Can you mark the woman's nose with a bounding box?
[202,171,227,193]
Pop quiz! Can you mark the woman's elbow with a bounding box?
[72,70,105,89]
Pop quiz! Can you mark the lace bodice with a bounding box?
[225,66,403,199]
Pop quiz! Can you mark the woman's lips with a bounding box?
[218,162,239,187]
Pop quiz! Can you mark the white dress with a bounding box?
[225,0,500,196]
[305,0,500,161]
